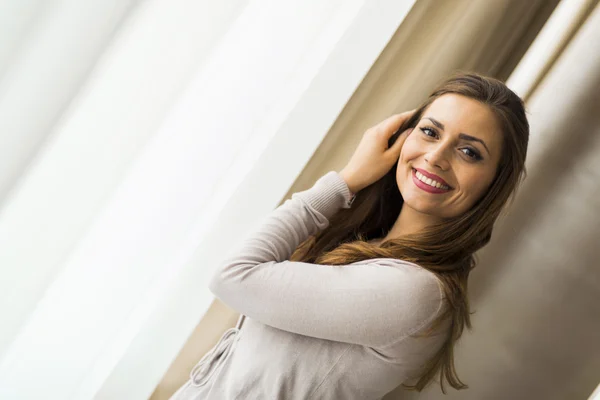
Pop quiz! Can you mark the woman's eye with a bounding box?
[420,127,437,138]
[420,126,483,161]
[462,148,482,160]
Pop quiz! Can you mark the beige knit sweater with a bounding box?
[170,171,450,400]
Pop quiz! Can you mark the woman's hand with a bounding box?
[339,109,416,194]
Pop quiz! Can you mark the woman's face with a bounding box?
[397,93,504,219]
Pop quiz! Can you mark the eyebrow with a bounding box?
[422,117,491,156]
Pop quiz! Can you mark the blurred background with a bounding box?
[0,0,599,399]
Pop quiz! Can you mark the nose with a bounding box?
[424,143,450,171]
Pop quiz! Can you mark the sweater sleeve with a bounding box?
[208,171,444,349]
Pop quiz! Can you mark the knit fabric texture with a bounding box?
[170,171,450,400]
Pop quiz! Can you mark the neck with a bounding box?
[381,204,441,242]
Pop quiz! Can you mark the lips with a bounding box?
[412,169,451,194]
[413,167,452,189]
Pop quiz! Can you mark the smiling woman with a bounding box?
[396,93,506,227]
[171,72,529,399]
[292,71,530,393]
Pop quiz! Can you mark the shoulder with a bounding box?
[338,257,448,348]
[370,258,446,332]
[354,257,444,306]
[365,258,444,293]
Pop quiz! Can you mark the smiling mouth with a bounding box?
[412,168,452,193]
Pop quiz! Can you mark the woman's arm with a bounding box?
[208,171,443,349]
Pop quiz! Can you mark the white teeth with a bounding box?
[414,169,449,190]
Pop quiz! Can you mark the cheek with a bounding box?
[399,136,420,162]
[460,170,494,199]
[397,138,420,184]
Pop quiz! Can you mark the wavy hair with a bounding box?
[289,71,529,393]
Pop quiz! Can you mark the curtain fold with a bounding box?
[0,1,422,399]
[452,4,600,399]
[156,0,589,399]
[284,0,560,197]
[3,0,598,399]
[287,0,600,399]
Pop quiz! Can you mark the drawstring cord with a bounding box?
[190,327,240,387]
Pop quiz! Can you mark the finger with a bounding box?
[380,109,417,137]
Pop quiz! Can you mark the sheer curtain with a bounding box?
[0,0,418,399]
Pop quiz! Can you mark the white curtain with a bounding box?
[0,0,417,399]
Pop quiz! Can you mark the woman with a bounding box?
[170,72,529,399]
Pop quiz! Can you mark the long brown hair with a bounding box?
[289,71,529,393]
